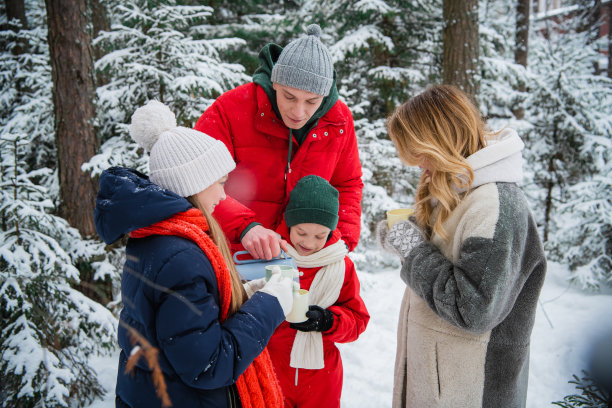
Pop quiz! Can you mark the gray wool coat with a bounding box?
[392,130,547,408]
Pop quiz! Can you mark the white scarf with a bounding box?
[284,240,348,369]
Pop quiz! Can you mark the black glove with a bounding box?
[289,305,334,333]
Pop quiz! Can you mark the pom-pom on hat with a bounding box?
[285,175,339,231]
[129,100,236,197]
[271,24,334,96]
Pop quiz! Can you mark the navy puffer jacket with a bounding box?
[95,167,285,408]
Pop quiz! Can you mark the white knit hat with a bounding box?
[129,100,235,197]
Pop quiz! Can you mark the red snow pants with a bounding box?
[268,329,343,408]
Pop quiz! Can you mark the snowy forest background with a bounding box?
[1,0,611,407]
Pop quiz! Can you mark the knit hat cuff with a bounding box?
[285,208,339,231]
[271,64,333,96]
[150,140,236,197]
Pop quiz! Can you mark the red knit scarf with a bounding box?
[130,208,283,408]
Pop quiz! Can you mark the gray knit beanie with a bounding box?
[271,24,334,96]
[129,100,235,197]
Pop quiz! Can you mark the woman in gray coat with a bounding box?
[379,85,547,408]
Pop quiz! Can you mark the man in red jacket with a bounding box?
[194,24,363,258]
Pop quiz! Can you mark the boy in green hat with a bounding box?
[267,175,370,408]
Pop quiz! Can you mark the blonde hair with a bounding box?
[387,85,488,240]
[187,196,247,316]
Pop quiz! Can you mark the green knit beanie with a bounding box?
[285,175,339,230]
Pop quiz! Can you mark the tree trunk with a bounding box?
[577,0,602,40]
[5,0,27,28]
[89,0,109,47]
[608,2,612,78]
[543,155,556,243]
[89,0,110,86]
[513,0,530,119]
[442,0,479,99]
[45,0,98,237]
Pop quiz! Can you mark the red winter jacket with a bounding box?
[194,83,363,252]
[267,223,369,406]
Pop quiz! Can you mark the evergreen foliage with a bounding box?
[0,2,118,406]
[525,7,612,289]
[202,0,301,75]
[0,4,54,171]
[478,0,530,121]
[86,0,250,176]
[553,371,611,408]
[548,140,612,289]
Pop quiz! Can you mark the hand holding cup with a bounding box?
[386,208,415,229]
[286,289,310,323]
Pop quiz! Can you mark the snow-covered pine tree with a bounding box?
[201,0,301,75]
[86,0,250,176]
[0,135,118,407]
[547,87,612,289]
[553,164,612,290]
[479,0,531,125]
[0,3,117,406]
[0,2,54,171]
[525,3,612,289]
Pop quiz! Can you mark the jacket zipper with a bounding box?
[285,129,293,181]
[227,384,241,408]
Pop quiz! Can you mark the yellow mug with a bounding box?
[386,208,415,229]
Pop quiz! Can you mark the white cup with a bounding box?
[286,289,310,323]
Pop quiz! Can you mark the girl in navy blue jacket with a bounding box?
[95,101,294,408]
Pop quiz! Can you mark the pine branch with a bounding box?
[553,370,611,407]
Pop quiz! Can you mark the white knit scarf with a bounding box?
[284,240,348,369]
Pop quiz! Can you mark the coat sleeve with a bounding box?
[153,246,285,390]
[325,258,370,343]
[195,100,258,244]
[329,107,363,252]
[401,189,545,334]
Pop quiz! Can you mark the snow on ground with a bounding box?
[88,262,612,407]
[340,268,405,407]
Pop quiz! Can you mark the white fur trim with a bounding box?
[467,128,524,171]
[471,151,523,188]
[462,128,525,190]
